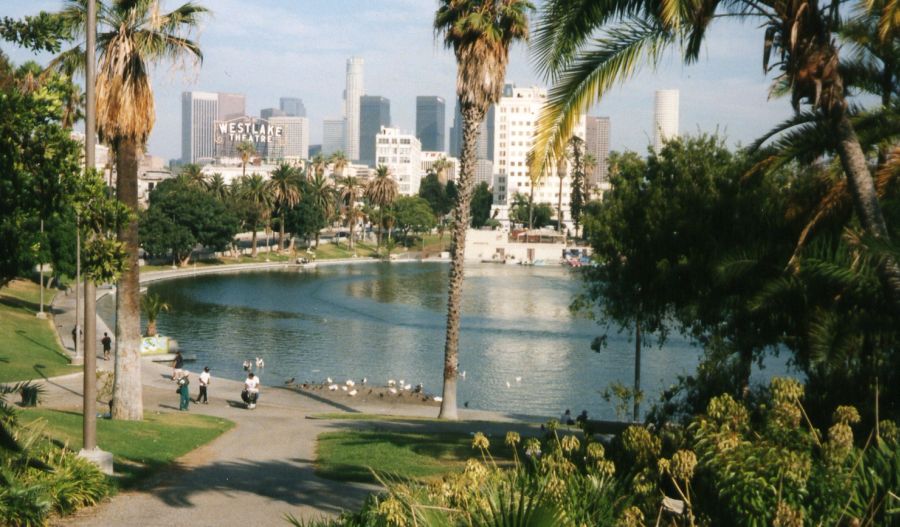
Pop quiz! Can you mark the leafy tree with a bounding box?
[0,56,81,289]
[510,193,552,228]
[419,172,451,217]
[434,0,533,419]
[140,178,239,266]
[470,182,494,228]
[284,186,328,249]
[393,196,437,241]
[530,0,900,311]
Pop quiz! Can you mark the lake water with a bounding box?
[100,262,787,420]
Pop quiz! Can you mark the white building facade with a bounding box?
[344,57,364,161]
[421,151,458,183]
[181,91,218,163]
[491,86,585,228]
[653,89,679,152]
[267,116,309,160]
[376,127,422,196]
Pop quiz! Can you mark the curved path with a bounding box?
[47,257,522,527]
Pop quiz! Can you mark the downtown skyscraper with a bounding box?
[584,116,610,186]
[416,96,445,152]
[359,95,391,168]
[279,97,306,117]
[653,89,679,152]
[344,57,364,161]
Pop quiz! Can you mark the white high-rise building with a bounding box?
[181,91,218,163]
[653,89,679,152]
[344,57,364,161]
[376,127,422,196]
[323,119,346,156]
[267,116,309,160]
[491,85,585,227]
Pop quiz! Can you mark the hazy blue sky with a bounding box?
[2,0,797,161]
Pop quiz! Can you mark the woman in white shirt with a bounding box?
[242,372,260,409]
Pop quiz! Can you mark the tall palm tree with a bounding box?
[306,172,336,248]
[530,0,900,311]
[434,0,533,419]
[310,152,328,180]
[239,173,273,257]
[236,140,256,177]
[338,175,363,249]
[329,150,349,180]
[365,165,399,247]
[268,163,302,251]
[50,0,207,420]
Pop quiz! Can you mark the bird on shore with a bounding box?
[327,377,333,384]
[284,377,295,385]
[388,387,398,395]
[348,389,358,396]
[361,377,367,385]
[464,401,469,408]
[345,379,355,387]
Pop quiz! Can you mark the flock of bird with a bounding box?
[242,357,265,371]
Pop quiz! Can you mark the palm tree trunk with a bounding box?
[439,105,485,420]
[349,214,355,250]
[528,185,535,230]
[251,229,258,257]
[112,137,143,421]
[633,322,641,422]
[280,217,286,252]
[832,111,900,311]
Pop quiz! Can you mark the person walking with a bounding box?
[196,367,210,404]
[241,372,260,409]
[172,350,184,380]
[101,332,112,360]
[177,372,191,411]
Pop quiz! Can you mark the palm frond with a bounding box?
[530,18,673,179]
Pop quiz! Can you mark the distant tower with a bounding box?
[322,119,346,156]
[416,96,446,152]
[584,116,611,186]
[653,89,679,152]
[359,95,391,167]
[344,57,364,161]
[279,97,306,117]
[181,91,218,164]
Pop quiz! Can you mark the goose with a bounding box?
[348,389,358,396]
[326,377,333,384]
[361,377,367,385]
[399,379,405,387]
[284,377,295,385]
[388,387,398,394]
[433,396,443,402]
[341,385,348,391]
[387,379,396,387]
[328,384,339,391]
[515,376,522,383]
[345,379,355,387]
[255,357,265,369]
[506,381,511,388]
[403,384,412,391]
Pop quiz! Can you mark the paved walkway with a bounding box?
[43,261,524,526]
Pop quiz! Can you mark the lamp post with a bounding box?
[79,0,113,475]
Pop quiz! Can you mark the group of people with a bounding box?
[70,327,113,360]
[561,409,589,426]
[172,351,260,410]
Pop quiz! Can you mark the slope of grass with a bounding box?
[0,280,77,382]
[316,430,512,484]
[18,408,234,486]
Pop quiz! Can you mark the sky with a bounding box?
[1,0,798,162]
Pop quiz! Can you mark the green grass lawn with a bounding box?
[0,280,77,383]
[311,241,379,260]
[19,408,234,487]
[316,430,513,484]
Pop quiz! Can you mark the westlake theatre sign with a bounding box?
[214,116,283,158]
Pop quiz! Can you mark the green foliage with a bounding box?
[0,57,82,288]
[418,173,453,217]
[393,197,437,239]
[139,177,239,264]
[510,193,552,228]
[72,169,132,285]
[0,11,67,53]
[284,182,329,246]
[469,182,493,228]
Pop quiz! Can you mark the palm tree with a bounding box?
[205,172,228,201]
[556,154,567,233]
[306,172,336,248]
[338,175,363,249]
[329,150,349,180]
[432,156,452,185]
[310,153,328,180]
[434,0,533,419]
[140,292,169,337]
[239,173,273,257]
[49,0,207,420]
[365,165,399,246]
[268,163,302,251]
[236,140,256,177]
[180,163,206,188]
[530,0,900,311]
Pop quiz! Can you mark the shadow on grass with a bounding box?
[0,294,41,313]
[148,458,376,513]
[16,329,65,356]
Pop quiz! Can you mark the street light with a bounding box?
[78,0,113,475]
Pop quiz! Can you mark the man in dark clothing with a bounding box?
[101,333,112,360]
